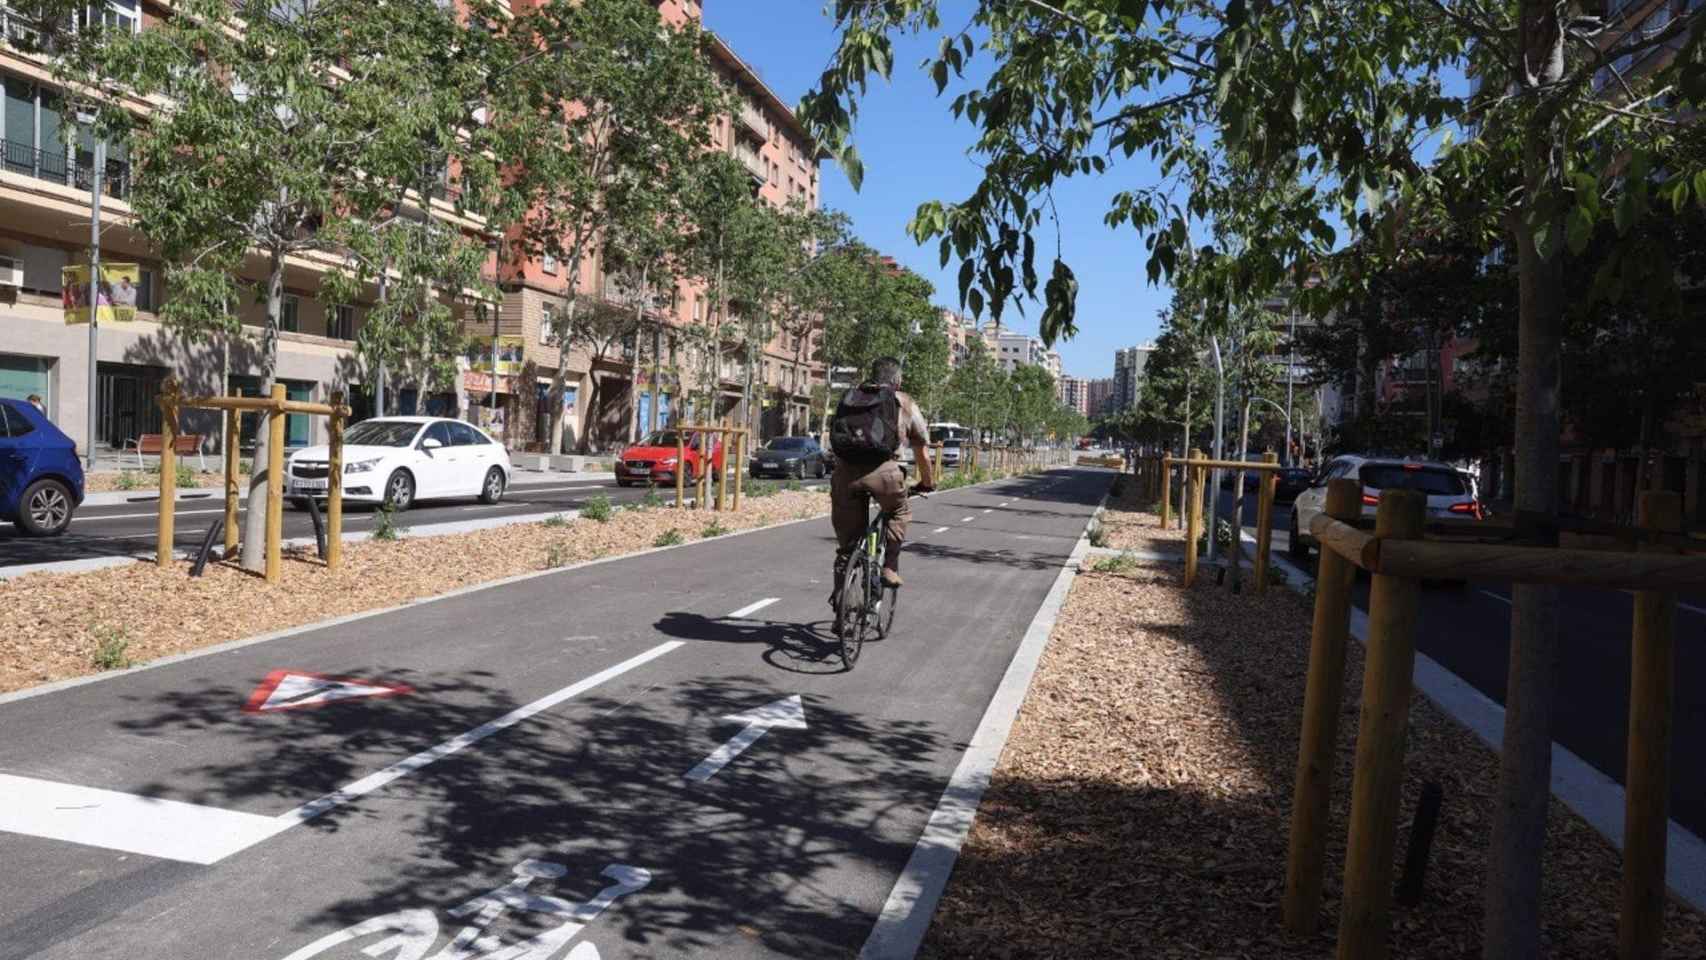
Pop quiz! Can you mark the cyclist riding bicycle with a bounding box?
[828,356,936,609]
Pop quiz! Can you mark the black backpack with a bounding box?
[831,384,901,465]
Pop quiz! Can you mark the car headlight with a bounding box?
[346,458,383,474]
[657,457,677,467]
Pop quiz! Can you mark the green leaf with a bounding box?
[1565,205,1592,255]
[1614,191,1635,235]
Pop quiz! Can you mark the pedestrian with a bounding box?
[26,394,45,417]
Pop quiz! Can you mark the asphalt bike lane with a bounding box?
[0,468,1104,960]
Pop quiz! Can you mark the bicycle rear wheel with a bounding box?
[835,557,869,669]
[876,584,897,639]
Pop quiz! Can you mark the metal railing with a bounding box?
[2,139,130,199]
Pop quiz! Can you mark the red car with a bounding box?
[614,429,725,487]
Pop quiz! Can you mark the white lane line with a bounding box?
[999,502,1010,507]
[1479,589,1512,606]
[273,641,682,836]
[960,516,975,523]
[0,642,682,864]
[728,598,780,619]
[981,508,994,514]
[73,508,223,523]
[932,526,950,534]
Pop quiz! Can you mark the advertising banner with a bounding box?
[467,336,525,376]
[61,263,141,325]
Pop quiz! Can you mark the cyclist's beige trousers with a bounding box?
[830,458,910,566]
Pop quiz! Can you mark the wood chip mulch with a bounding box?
[0,490,829,695]
[920,495,1706,959]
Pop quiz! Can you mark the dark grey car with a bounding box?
[750,436,828,479]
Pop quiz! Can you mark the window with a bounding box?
[541,253,558,275]
[330,304,355,340]
[422,421,453,448]
[1,402,34,437]
[539,302,555,344]
[447,421,487,446]
[280,295,300,333]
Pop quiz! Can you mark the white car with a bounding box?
[286,417,511,511]
[1289,454,1482,560]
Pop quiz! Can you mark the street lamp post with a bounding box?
[81,115,105,473]
[1206,335,1226,563]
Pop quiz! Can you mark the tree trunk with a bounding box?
[1229,396,1251,592]
[239,248,284,572]
[1485,13,1566,952]
[579,364,603,454]
[549,299,579,456]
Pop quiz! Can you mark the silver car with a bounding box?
[1289,455,1482,560]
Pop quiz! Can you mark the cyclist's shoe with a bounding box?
[880,568,904,588]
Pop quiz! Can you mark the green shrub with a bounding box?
[784,477,802,492]
[641,487,665,509]
[91,626,132,671]
[580,494,613,522]
[372,503,406,541]
[747,479,779,498]
[115,470,143,491]
[653,528,684,547]
[1087,522,1109,548]
[701,520,729,538]
[1091,552,1140,574]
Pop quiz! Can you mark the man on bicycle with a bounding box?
[828,356,935,606]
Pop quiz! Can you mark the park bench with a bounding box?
[125,432,208,472]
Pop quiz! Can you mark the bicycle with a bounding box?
[832,479,929,670]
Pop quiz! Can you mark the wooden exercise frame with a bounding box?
[155,377,350,583]
[672,422,749,511]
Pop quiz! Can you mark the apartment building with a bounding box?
[994,332,1045,373]
[492,0,826,451]
[0,0,487,455]
[941,309,974,368]
[1111,344,1154,412]
[1057,375,1089,415]
[1086,377,1115,417]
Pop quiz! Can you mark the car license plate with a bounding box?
[293,478,328,492]
[762,461,778,469]
[629,464,650,474]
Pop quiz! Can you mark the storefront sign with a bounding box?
[61,263,141,325]
[463,370,518,394]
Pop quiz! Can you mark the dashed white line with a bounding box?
[932,526,950,534]
[1478,590,1512,606]
[728,598,779,619]
[960,516,975,523]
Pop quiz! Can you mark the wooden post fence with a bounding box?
[733,428,747,511]
[1160,455,1172,528]
[1336,489,1425,960]
[676,431,687,508]
[1283,478,1363,934]
[1184,448,1204,586]
[157,378,348,583]
[1621,490,1681,960]
[1255,451,1280,593]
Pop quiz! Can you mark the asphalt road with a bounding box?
[1205,483,1706,841]
[0,468,1102,960]
[0,475,826,570]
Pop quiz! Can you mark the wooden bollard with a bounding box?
[733,429,746,510]
[676,430,686,508]
[326,393,345,572]
[223,407,240,559]
[1284,478,1363,934]
[1621,490,1682,960]
[1336,488,1426,960]
[265,383,286,584]
[1160,455,1172,528]
[156,381,178,567]
[1255,451,1279,593]
[715,428,729,512]
[1184,450,1203,586]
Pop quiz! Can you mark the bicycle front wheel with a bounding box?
[836,557,868,669]
[876,584,897,639]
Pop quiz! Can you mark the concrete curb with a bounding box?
[1259,536,1706,915]
[859,479,1103,960]
[78,470,607,508]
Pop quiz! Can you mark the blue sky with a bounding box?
[703,1,1168,381]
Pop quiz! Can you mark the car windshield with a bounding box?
[638,432,685,448]
[1360,464,1470,496]
[345,420,421,447]
[930,427,967,443]
[766,438,811,451]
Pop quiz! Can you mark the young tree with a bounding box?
[679,154,760,426]
[484,0,726,453]
[47,0,500,573]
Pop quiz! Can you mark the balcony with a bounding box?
[2,138,130,200]
[732,144,766,185]
[0,2,44,50]
[737,101,767,142]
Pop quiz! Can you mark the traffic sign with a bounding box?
[243,670,415,713]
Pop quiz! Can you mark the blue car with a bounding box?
[0,398,85,536]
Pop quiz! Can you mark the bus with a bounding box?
[928,422,972,468]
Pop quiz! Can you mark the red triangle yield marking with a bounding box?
[242,670,415,714]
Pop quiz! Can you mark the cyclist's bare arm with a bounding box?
[910,440,936,489]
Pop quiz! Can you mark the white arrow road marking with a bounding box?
[685,695,807,783]
[0,641,682,864]
[728,598,779,619]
